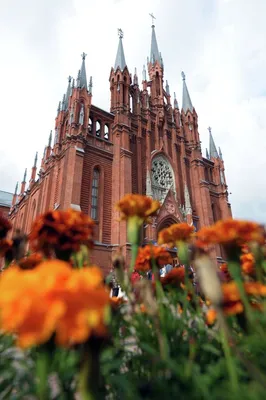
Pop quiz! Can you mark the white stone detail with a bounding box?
[151,155,175,203]
[220,169,225,185]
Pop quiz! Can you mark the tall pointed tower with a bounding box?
[110,29,131,114]
[109,30,133,249]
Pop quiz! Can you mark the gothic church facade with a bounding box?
[9,25,232,270]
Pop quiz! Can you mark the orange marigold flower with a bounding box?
[206,308,217,325]
[160,266,185,287]
[116,194,160,221]
[222,281,241,303]
[245,282,266,296]
[0,239,13,258]
[0,213,12,239]
[135,245,172,272]
[223,301,244,315]
[29,209,94,254]
[0,260,109,348]
[18,253,43,270]
[158,223,194,247]
[241,253,255,275]
[196,219,265,248]
[221,281,266,307]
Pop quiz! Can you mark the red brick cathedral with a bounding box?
[9,24,232,269]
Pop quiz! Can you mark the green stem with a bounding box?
[151,253,169,362]
[79,349,95,400]
[36,351,50,400]
[218,310,238,394]
[129,243,139,274]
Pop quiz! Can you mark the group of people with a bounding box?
[109,259,196,298]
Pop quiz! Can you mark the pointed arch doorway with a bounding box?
[156,215,180,268]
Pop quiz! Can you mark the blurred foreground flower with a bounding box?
[116,194,160,245]
[116,194,160,222]
[240,253,255,275]
[196,219,265,248]
[206,280,266,324]
[29,209,94,256]
[158,223,194,247]
[160,267,185,287]
[0,260,109,348]
[135,245,171,272]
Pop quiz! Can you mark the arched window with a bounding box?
[104,124,109,140]
[155,72,160,96]
[88,117,93,134]
[96,120,101,137]
[91,168,100,220]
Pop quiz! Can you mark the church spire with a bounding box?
[79,53,88,89]
[165,80,170,96]
[23,168,27,183]
[57,101,61,116]
[149,14,161,65]
[114,29,126,71]
[48,130,52,148]
[181,72,193,113]
[173,92,179,109]
[208,127,219,159]
[14,181,18,195]
[12,181,19,207]
[30,152,38,188]
[20,169,27,196]
[142,65,147,81]
[133,68,138,86]
[34,151,38,168]
[65,76,72,108]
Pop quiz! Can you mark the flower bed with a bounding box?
[0,196,266,399]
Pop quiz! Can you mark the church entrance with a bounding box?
[156,215,180,268]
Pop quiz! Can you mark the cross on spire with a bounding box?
[118,28,123,39]
[149,13,156,26]
[81,52,87,60]
[181,71,186,81]
[208,126,212,134]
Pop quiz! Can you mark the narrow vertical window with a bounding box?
[96,120,101,137]
[91,168,100,220]
[104,124,109,140]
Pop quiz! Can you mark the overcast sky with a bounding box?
[0,0,265,221]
